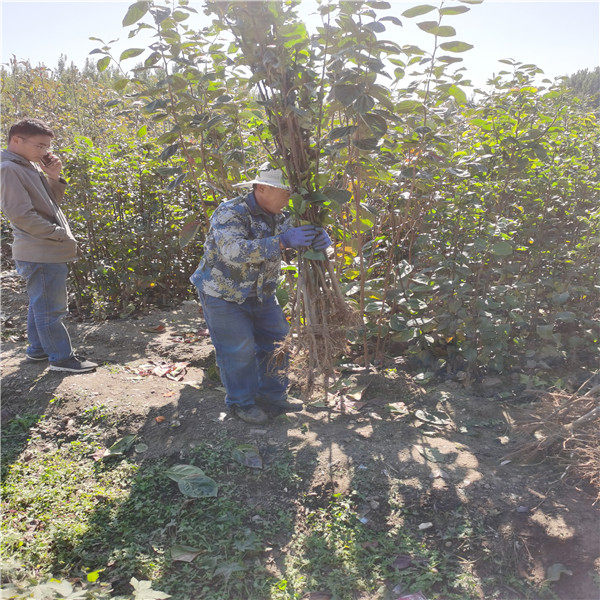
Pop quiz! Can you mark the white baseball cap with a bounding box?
[233,166,290,191]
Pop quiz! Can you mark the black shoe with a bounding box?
[49,355,98,373]
[256,397,304,416]
[231,405,268,425]
[26,353,49,362]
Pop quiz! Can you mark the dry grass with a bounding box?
[505,373,600,500]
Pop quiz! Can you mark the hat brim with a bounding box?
[232,179,290,191]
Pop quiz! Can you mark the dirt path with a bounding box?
[2,270,599,600]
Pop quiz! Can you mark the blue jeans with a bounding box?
[14,261,73,363]
[198,291,289,409]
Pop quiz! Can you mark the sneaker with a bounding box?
[26,353,49,362]
[231,404,268,425]
[256,397,304,416]
[49,355,98,373]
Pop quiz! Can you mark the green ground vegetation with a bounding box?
[1,406,556,600]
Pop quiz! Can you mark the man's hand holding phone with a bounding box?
[39,152,63,181]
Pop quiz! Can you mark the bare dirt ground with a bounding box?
[2,269,599,600]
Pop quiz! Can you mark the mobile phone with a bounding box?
[41,153,52,166]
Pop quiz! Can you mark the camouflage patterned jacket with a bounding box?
[190,192,292,303]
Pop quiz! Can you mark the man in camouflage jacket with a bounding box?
[190,167,331,424]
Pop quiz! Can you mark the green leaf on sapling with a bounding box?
[122,1,149,27]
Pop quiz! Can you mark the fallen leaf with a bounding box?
[163,391,175,398]
[414,409,450,426]
[345,383,369,401]
[387,402,409,415]
[155,416,166,423]
[165,464,205,481]
[107,434,136,456]
[129,577,170,599]
[165,464,219,498]
[233,444,263,469]
[333,397,364,413]
[145,324,166,333]
[414,420,440,435]
[171,544,201,562]
[392,554,412,570]
[362,541,379,550]
[416,445,447,463]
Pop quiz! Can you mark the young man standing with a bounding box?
[190,166,331,424]
[1,118,97,373]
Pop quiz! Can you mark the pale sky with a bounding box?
[1,1,599,89]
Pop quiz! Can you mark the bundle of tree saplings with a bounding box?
[207,1,359,394]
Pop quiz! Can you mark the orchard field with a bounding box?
[1,1,599,599]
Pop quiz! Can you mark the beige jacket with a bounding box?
[0,149,77,263]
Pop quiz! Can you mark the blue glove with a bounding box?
[280,225,317,249]
[312,227,332,251]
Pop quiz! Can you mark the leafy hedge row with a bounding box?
[1,1,598,376]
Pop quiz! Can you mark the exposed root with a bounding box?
[279,256,360,398]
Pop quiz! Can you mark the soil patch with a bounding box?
[2,272,599,600]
